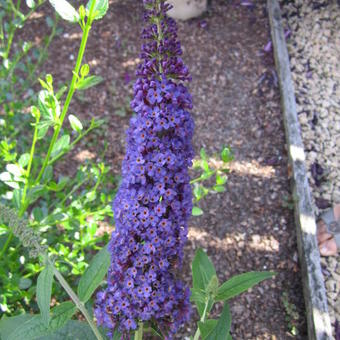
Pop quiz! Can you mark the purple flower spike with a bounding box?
[95,1,193,338]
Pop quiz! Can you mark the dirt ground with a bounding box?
[21,0,307,338]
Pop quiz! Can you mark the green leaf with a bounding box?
[37,121,52,140]
[18,153,30,168]
[213,185,225,193]
[200,148,207,161]
[204,303,231,340]
[0,314,33,340]
[55,177,69,191]
[19,278,32,289]
[46,74,53,87]
[201,170,215,180]
[37,264,54,325]
[80,64,90,77]
[31,106,40,119]
[79,5,86,20]
[112,329,122,340]
[198,319,218,340]
[192,249,217,316]
[6,164,22,177]
[221,147,233,163]
[216,173,227,185]
[202,160,209,172]
[49,0,80,22]
[27,185,45,205]
[37,320,96,340]
[192,206,203,216]
[51,135,70,158]
[68,115,83,132]
[215,272,276,302]
[42,165,53,183]
[13,189,23,209]
[193,184,203,201]
[38,90,60,121]
[86,0,109,20]
[26,0,35,8]
[6,302,76,340]
[206,275,219,296]
[77,75,103,90]
[190,288,206,304]
[0,172,20,189]
[77,246,110,303]
[33,207,45,222]
[146,322,163,338]
[44,302,77,331]
[56,85,68,100]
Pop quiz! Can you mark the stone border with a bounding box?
[267,1,332,339]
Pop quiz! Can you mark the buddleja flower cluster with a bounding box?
[95,0,194,337]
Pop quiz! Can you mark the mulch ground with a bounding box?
[20,0,308,338]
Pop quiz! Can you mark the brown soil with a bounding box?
[20,0,307,338]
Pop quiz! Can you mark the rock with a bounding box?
[167,0,207,20]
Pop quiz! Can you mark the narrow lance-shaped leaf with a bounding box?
[192,249,217,316]
[198,319,218,340]
[37,263,54,325]
[77,75,104,90]
[77,245,110,303]
[192,249,216,291]
[204,302,231,340]
[215,271,276,302]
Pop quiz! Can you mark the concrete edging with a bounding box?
[267,1,332,339]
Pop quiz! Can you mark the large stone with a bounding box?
[167,0,207,20]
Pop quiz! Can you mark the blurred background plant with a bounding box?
[0,0,114,319]
[0,0,58,151]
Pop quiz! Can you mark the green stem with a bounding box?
[35,2,96,184]
[48,258,104,340]
[20,113,40,214]
[193,299,210,340]
[134,322,144,340]
[0,232,13,260]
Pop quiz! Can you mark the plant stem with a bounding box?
[0,232,13,260]
[193,299,210,340]
[134,322,144,340]
[20,113,40,214]
[48,258,104,340]
[35,2,96,184]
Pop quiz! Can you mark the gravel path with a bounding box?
[280,0,340,337]
[21,0,308,338]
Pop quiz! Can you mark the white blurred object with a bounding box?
[167,0,207,20]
